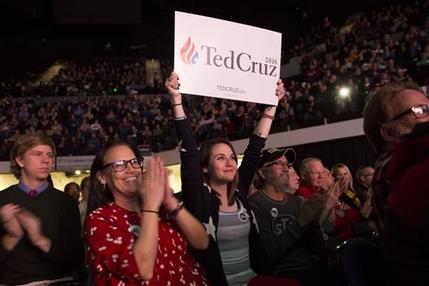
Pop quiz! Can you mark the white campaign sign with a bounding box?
[174,11,282,105]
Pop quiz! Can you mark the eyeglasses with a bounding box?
[307,171,325,176]
[102,158,143,172]
[385,104,429,123]
[264,162,292,169]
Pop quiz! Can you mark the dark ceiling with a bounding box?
[0,0,413,77]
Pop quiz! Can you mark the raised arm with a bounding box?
[166,72,186,120]
[238,80,286,195]
[165,73,203,212]
[253,79,285,138]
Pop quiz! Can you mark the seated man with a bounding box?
[0,133,84,285]
[296,157,325,199]
[249,147,327,286]
[297,157,337,232]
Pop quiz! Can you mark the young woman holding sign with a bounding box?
[166,72,286,286]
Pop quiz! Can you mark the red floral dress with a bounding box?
[85,203,208,286]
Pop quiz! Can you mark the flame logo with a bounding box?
[180,36,199,64]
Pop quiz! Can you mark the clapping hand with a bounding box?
[16,209,51,252]
[297,193,325,226]
[324,182,343,210]
[0,203,24,238]
[140,157,166,212]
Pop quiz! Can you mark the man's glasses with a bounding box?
[102,158,143,172]
[385,104,429,123]
[307,171,325,176]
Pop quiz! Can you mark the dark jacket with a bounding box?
[176,118,265,286]
[372,122,429,286]
[0,184,84,285]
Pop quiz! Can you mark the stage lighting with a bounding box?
[338,87,351,98]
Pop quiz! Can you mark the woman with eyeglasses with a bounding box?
[166,72,285,286]
[85,140,209,285]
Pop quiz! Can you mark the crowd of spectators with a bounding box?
[0,57,172,98]
[0,1,428,160]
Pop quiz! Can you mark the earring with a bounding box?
[101,184,106,192]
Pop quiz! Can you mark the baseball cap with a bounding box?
[260,147,296,168]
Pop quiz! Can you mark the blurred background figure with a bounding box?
[79,177,90,227]
[64,182,81,204]
[331,163,374,241]
[354,166,375,202]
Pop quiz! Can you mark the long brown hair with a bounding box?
[199,138,238,206]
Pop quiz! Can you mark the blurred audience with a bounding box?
[0,1,427,160]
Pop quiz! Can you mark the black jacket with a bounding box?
[176,118,265,286]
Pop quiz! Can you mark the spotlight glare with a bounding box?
[74,170,82,176]
[338,87,351,98]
